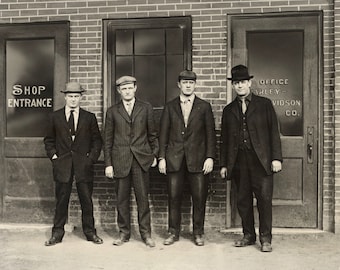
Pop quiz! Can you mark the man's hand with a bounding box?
[220,167,227,179]
[151,157,157,167]
[105,166,114,179]
[158,158,166,175]
[271,160,282,173]
[202,158,214,175]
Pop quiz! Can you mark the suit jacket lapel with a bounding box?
[230,99,240,121]
[60,107,71,132]
[131,99,143,122]
[246,94,257,119]
[118,101,131,123]
[174,97,185,125]
[75,109,85,135]
[187,97,200,126]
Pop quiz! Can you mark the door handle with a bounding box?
[307,143,313,162]
[307,126,314,164]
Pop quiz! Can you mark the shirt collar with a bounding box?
[180,94,195,103]
[65,106,80,114]
[237,92,252,102]
[123,97,136,106]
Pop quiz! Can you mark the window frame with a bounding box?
[102,16,192,116]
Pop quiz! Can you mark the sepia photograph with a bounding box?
[0,1,339,270]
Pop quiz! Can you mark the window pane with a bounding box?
[135,56,165,107]
[6,39,54,137]
[135,29,165,55]
[167,55,183,102]
[115,56,133,79]
[247,31,303,136]
[166,28,183,54]
[116,30,133,55]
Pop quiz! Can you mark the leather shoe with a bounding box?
[144,237,156,248]
[163,234,179,245]
[45,236,62,246]
[113,235,129,246]
[261,242,272,252]
[86,234,103,244]
[234,237,256,247]
[194,235,204,246]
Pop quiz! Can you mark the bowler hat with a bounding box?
[61,82,85,93]
[116,75,137,87]
[227,65,253,81]
[178,70,197,81]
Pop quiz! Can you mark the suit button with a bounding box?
[181,131,184,135]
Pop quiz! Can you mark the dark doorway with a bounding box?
[229,12,322,228]
[0,21,69,223]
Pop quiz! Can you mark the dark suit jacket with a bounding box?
[220,94,282,179]
[159,96,216,173]
[44,108,103,183]
[103,99,159,178]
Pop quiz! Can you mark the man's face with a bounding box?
[178,79,196,96]
[232,80,251,97]
[117,83,137,101]
[64,93,82,108]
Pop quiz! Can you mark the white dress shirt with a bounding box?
[65,106,79,140]
[123,98,135,116]
[180,94,195,127]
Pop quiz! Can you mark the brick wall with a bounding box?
[334,0,340,234]
[0,0,336,233]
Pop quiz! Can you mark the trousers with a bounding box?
[167,158,208,236]
[115,158,151,240]
[52,175,95,239]
[233,148,273,243]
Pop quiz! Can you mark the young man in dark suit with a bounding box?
[104,76,159,248]
[44,82,103,246]
[220,65,282,252]
[158,70,216,246]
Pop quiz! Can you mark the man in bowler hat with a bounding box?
[158,70,216,246]
[104,75,159,248]
[220,65,282,252]
[44,82,103,246]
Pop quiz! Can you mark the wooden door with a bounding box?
[0,22,69,223]
[229,12,321,227]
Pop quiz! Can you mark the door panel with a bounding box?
[0,22,69,223]
[230,13,321,227]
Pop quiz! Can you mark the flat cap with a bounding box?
[61,82,85,93]
[178,70,197,81]
[116,75,137,87]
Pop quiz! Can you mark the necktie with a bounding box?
[241,98,247,114]
[182,99,190,127]
[68,110,76,136]
[126,102,133,116]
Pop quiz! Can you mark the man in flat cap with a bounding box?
[44,82,103,246]
[220,65,282,252]
[104,75,159,248]
[158,70,216,246]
